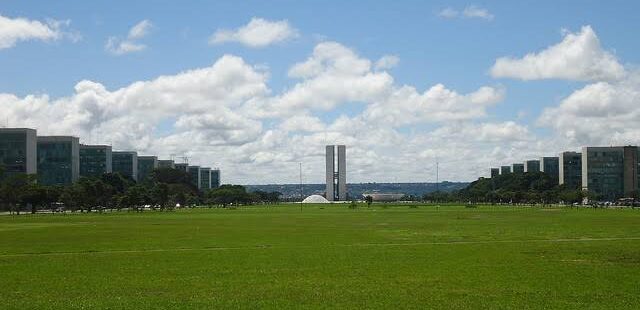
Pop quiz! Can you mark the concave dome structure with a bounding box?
[301,195,330,203]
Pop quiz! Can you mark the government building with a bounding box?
[0,127,221,191]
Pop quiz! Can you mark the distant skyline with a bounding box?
[2,1,640,184]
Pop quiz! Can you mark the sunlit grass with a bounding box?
[0,204,639,309]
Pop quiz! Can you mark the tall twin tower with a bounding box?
[326,145,346,201]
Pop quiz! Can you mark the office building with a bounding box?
[79,144,112,178]
[338,145,347,200]
[326,146,334,200]
[490,168,499,178]
[624,146,639,199]
[326,145,347,201]
[188,166,201,189]
[500,165,511,175]
[175,163,188,172]
[37,136,80,185]
[158,159,175,169]
[525,160,540,173]
[137,156,158,181]
[0,128,37,179]
[0,128,227,190]
[112,151,138,181]
[540,156,559,183]
[199,167,211,190]
[581,146,638,200]
[210,169,220,188]
[512,163,525,174]
[559,152,582,189]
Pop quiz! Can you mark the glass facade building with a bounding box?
[175,163,188,172]
[490,168,499,178]
[500,166,511,175]
[540,156,559,183]
[512,163,525,174]
[137,156,158,181]
[112,151,138,181]
[188,166,201,189]
[211,169,220,188]
[79,144,112,178]
[524,160,540,173]
[1,128,222,189]
[581,146,638,200]
[37,136,80,185]
[559,152,581,189]
[0,128,37,179]
[199,167,211,190]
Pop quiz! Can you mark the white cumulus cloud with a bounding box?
[209,17,299,48]
[106,19,153,55]
[374,55,400,70]
[538,72,640,146]
[363,84,505,126]
[0,14,76,49]
[0,54,269,157]
[252,41,393,116]
[279,115,326,132]
[1,40,534,184]
[491,26,625,81]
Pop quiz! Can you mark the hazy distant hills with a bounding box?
[245,182,469,199]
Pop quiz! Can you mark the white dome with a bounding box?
[302,195,330,203]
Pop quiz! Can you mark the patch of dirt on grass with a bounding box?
[558,259,590,263]
[605,255,640,264]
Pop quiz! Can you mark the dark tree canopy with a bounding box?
[0,167,281,213]
[435,172,586,204]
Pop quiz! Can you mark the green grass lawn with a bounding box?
[1,204,639,309]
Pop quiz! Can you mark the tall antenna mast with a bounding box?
[299,162,303,200]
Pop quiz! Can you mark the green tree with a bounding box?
[101,173,134,195]
[59,184,83,212]
[558,189,582,205]
[20,183,48,214]
[45,186,63,211]
[151,168,193,187]
[151,183,170,210]
[206,185,252,207]
[123,185,149,211]
[0,174,37,214]
[458,172,561,204]
[251,190,282,204]
[365,195,373,207]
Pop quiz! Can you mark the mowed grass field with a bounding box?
[1,204,639,309]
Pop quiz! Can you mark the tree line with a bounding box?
[422,172,591,205]
[0,167,281,214]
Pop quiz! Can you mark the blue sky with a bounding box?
[2,1,640,184]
